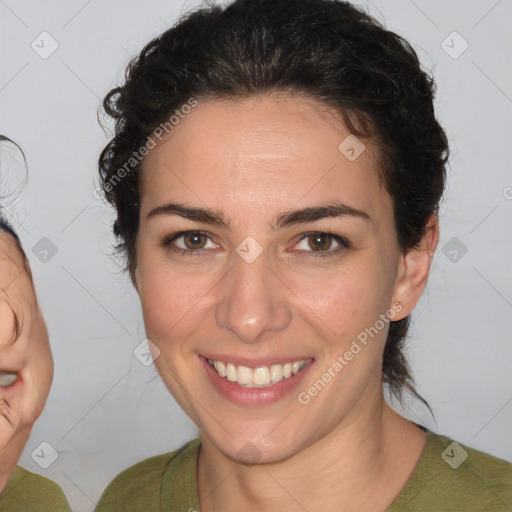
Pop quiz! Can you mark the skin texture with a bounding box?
[0,231,53,496]
[133,92,438,512]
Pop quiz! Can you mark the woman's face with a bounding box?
[0,231,53,457]
[134,93,431,462]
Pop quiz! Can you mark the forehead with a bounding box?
[0,230,24,268]
[0,231,33,304]
[140,93,390,223]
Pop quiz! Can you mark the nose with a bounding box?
[214,246,292,344]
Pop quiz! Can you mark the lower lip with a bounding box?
[201,356,314,405]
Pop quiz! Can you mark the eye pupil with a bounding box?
[308,233,331,251]
[184,232,206,249]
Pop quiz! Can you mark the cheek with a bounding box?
[137,256,214,341]
[0,413,17,451]
[287,260,388,340]
[19,319,54,427]
[31,338,54,408]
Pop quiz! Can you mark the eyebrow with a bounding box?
[147,203,230,228]
[147,202,371,230]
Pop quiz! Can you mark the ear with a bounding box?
[391,213,439,321]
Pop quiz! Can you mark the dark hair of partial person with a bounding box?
[0,135,28,256]
[0,213,26,253]
[0,134,31,343]
[98,0,449,411]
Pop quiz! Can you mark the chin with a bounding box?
[200,419,307,466]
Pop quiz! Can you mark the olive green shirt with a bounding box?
[0,466,71,512]
[95,428,512,512]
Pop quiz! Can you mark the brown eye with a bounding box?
[307,233,333,251]
[182,232,208,250]
[161,230,216,255]
[294,231,350,258]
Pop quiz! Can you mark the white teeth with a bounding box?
[253,366,271,386]
[237,366,252,386]
[0,371,18,388]
[270,364,283,383]
[214,361,226,378]
[226,363,237,382]
[207,358,307,388]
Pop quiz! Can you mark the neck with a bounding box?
[197,398,426,512]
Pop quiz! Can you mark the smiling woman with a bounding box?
[95,1,512,511]
[0,136,71,511]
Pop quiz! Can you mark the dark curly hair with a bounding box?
[98,0,449,409]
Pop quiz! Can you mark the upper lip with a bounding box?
[201,354,314,368]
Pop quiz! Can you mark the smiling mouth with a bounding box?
[0,371,18,388]
[206,358,310,388]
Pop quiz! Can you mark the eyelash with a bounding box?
[160,230,351,258]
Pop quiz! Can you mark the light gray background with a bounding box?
[0,1,511,510]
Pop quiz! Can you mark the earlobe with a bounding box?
[391,214,439,321]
